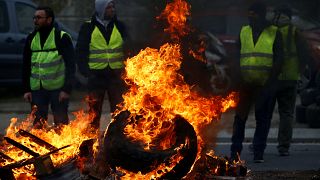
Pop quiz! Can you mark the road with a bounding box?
[214,142,320,171]
[0,88,320,178]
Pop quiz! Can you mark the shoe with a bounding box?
[230,152,240,162]
[278,146,290,156]
[253,152,264,163]
[279,150,290,156]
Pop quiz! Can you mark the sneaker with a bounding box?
[279,150,290,156]
[278,146,290,156]
[253,152,264,163]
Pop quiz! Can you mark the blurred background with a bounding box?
[34,0,320,46]
[1,0,320,93]
[1,0,320,136]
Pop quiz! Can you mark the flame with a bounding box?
[0,108,99,179]
[119,43,236,142]
[157,0,191,41]
[0,0,239,179]
[113,42,236,178]
[108,0,238,178]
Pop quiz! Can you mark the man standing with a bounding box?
[76,0,129,130]
[230,2,283,163]
[271,5,306,156]
[22,6,75,128]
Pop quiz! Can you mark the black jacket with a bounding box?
[22,24,75,94]
[75,15,129,78]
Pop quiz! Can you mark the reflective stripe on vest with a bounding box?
[30,28,67,90]
[240,25,278,85]
[278,25,299,80]
[89,25,124,69]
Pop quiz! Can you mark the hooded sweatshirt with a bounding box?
[95,0,114,22]
[76,0,129,77]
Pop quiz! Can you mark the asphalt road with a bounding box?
[214,142,320,172]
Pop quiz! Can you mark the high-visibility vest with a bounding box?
[278,25,299,80]
[30,28,67,90]
[89,24,124,69]
[240,25,278,85]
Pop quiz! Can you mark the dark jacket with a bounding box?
[22,24,75,94]
[76,15,129,78]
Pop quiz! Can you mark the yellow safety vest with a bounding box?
[30,28,68,90]
[89,24,124,69]
[278,25,299,80]
[240,25,278,85]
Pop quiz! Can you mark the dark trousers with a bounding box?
[31,89,69,127]
[272,80,297,151]
[87,67,126,129]
[231,83,276,156]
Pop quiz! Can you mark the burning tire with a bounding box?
[103,111,198,179]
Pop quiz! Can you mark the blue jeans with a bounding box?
[231,82,275,156]
[31,89,69,127]
[87,67,126,129]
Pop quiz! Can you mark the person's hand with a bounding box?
[59,91,70,102]
[23,92,32,102]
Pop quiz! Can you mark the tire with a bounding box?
[295,104,307,124]
[104,111,198,178]
[305,104,320,128]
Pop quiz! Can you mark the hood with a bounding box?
[95,0,114,21]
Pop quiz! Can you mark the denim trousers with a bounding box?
[231,82,276,156]
[31,88,69,127]
[87,67,126,129]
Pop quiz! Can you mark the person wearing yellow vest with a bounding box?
[22,6,75,128]
[230,2,284,163]
[270,5,307,156]
[76,0,129,130]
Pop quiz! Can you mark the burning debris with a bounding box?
[0,110,99,179]
[186,151,247,179]
[104,112,197,179]
[99,0,242,178]
[0,0,247,179]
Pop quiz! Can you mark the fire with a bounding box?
[1,0,239,179]
[118,43,236,147]
[0,108,99,179]
[109,0,238,178]
[157,0,191,41]
[114,42,237,179]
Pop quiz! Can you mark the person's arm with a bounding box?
[60,33,75,94]
[116,20,133,59]
[271,30,284,81]
[234,34,242,89]
[22,34,33,93]
[295,29,309,73]
[75,22,91,77]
